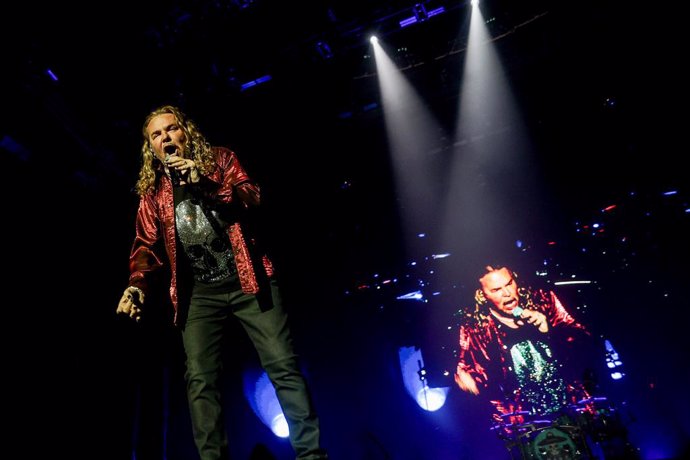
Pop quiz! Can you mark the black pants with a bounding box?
[180,279,327,460]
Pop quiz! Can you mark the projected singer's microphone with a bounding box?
[165,153,180,186]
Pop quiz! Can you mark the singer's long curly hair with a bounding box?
[135,105,216,196]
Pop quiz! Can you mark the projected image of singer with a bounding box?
[454,265,592,421]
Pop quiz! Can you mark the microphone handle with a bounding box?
[169,167,180,186]
[166,154,180,186]
[512,306,525,318]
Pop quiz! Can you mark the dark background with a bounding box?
[4,1,688,459]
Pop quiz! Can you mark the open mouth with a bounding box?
[163,144,177,155]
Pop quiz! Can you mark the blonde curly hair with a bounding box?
[135,105,216,196]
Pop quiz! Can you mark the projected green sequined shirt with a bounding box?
[456,288,588,415]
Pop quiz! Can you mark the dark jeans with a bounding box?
[180,279,327,460]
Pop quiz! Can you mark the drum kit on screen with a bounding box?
[492,397,638,459]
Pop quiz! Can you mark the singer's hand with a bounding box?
[455,367,480,395]
[116,287,145,322]
[165,154,200,184]
[520,309,548,333]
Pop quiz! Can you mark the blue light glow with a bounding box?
[271,414,289,438]
[240,75,272,91]
[397,290,424,301]
[399,346,448,412]
[416,387,448,412]
[243,371,288,438]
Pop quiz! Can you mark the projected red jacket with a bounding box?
[456,288,589,414]
[127,147,273,324]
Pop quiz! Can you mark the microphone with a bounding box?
[165,154,180,186]
[512,306,525,318]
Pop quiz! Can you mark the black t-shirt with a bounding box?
[172,184,240,295]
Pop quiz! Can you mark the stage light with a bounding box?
[399,346,449,412]
[240,74,272,91]
[604,339,625,381]
[397,290,424,301]
[316,41,333,59]
[399,3,445,28]
[271,414,290,438]
[416,387,448,412]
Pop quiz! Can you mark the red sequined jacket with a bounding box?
[127,146,273,324]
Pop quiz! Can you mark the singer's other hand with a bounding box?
[455,367,480,395]
[522,309,548,333]
[116,286,145,322]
